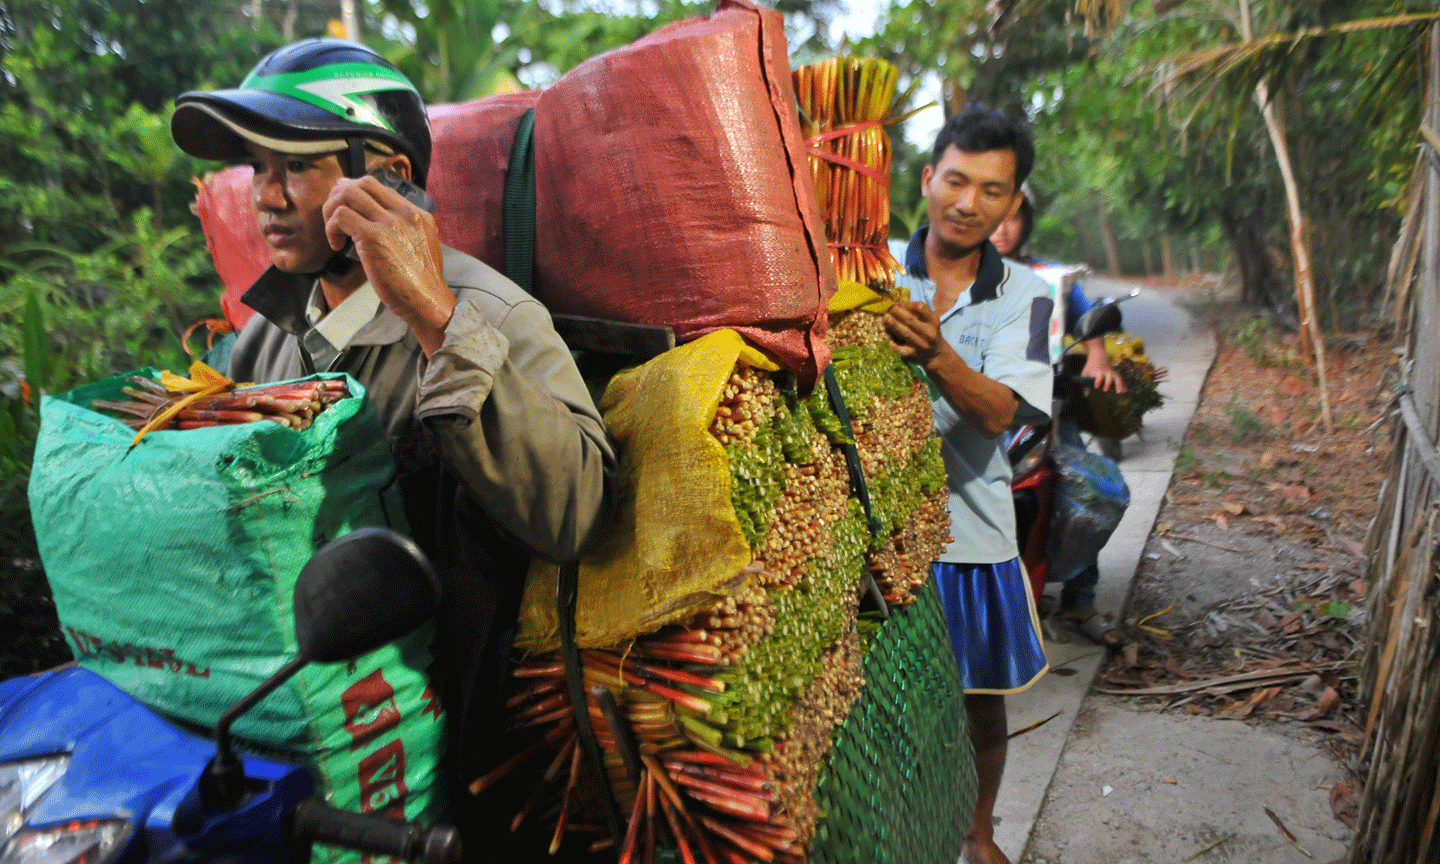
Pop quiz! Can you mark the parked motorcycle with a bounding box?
[0,528,461,864]
[1010,295,1134,603]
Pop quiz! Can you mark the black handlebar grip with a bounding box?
[420,824,463,864]
[290,799,422,860]
[1054,371,1096,398]
[289,800,463,864]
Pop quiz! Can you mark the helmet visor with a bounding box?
[171,100,347,162]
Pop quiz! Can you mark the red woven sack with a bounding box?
[531,0,834,387]
[194,0,834,385]
[426,90,543,271]
[195,166,269,330]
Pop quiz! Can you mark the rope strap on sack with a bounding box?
[503,107,537,296]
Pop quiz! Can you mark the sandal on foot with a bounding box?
[1036,592,1058,619]
[1058,611,1118,647]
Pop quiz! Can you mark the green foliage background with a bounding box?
[0,0,278,675]
[862,0,1431,318]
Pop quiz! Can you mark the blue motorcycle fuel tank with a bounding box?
[0,668,313,864]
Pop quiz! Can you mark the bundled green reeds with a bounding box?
[474,297,947,862]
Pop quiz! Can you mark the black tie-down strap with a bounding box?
[503,107,537,296]
[511,108,625,857]
[501,106,674,369]
[823,366,891,619]
[557,562,626,858]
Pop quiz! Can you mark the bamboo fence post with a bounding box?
[1351,25,1440,863]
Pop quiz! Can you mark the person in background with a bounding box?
[883,103,1053,864]
[990,192,1124,397]
[991,192,1121,646]
[169,38,616,862]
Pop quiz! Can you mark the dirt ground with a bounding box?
[1024,283,1401,863]
[1111,293,1396,760]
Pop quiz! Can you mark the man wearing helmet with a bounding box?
[170,39,616,858]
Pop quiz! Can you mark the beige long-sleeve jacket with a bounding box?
[225,244,616,802]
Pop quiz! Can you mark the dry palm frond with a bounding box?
[1142,11,1437,149]
[1155,12,1439,102]
[1166,13,1438,81]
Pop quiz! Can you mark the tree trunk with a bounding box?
[1219,211,1281,306]
[1242,0,1332,431]
[1141,241,1154,276]
[282,0,298,40]
[340,0,359,41]
[1097,195,1122,276]
[1162,232,1175,277]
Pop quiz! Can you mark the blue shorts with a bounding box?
[933,558,1048,694]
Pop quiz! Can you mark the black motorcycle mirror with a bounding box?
[201,528,438,808]
[1073,288,1139,343]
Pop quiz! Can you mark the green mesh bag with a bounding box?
[809,580,976,863]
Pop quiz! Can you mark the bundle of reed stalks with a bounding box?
[1070,334,1168,440]
[794,56,917,292]
[474,298,947,862]
[90,364,349,444]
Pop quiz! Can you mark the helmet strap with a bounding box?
[344,137,368,179]
[314,137,369,279]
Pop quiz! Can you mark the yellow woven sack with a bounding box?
[829,279,900,315]
[516,329,781,652]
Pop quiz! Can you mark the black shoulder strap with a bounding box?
[823,366,890,618]
[503,107,537,295]
[506,108,624,856]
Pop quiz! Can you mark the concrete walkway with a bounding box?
[992,279,1217,858]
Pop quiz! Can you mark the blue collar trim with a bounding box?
[904,226,1004,302]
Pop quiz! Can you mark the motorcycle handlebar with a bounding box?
[1054,371,1096,399]
[289,799,462,864]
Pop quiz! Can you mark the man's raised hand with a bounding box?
[323,174,456,355]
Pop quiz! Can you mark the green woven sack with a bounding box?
[29,369,446,840]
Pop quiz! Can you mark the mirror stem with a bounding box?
[201,655,309,808]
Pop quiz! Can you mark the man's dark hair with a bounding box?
[1013,194,1036,259]
[929,102,1034,190]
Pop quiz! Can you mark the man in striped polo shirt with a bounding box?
[883,102,1054,864]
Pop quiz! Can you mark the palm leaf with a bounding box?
[22,285,50,402]
[1161,12,1440,94]
[1150,12,1438,141]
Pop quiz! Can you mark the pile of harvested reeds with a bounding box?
[95,376,347,431]
[476,299,946,862]
[90,363,349,445]
[794,56,915,292]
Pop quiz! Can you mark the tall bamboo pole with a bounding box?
[1240,0,1333,431]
